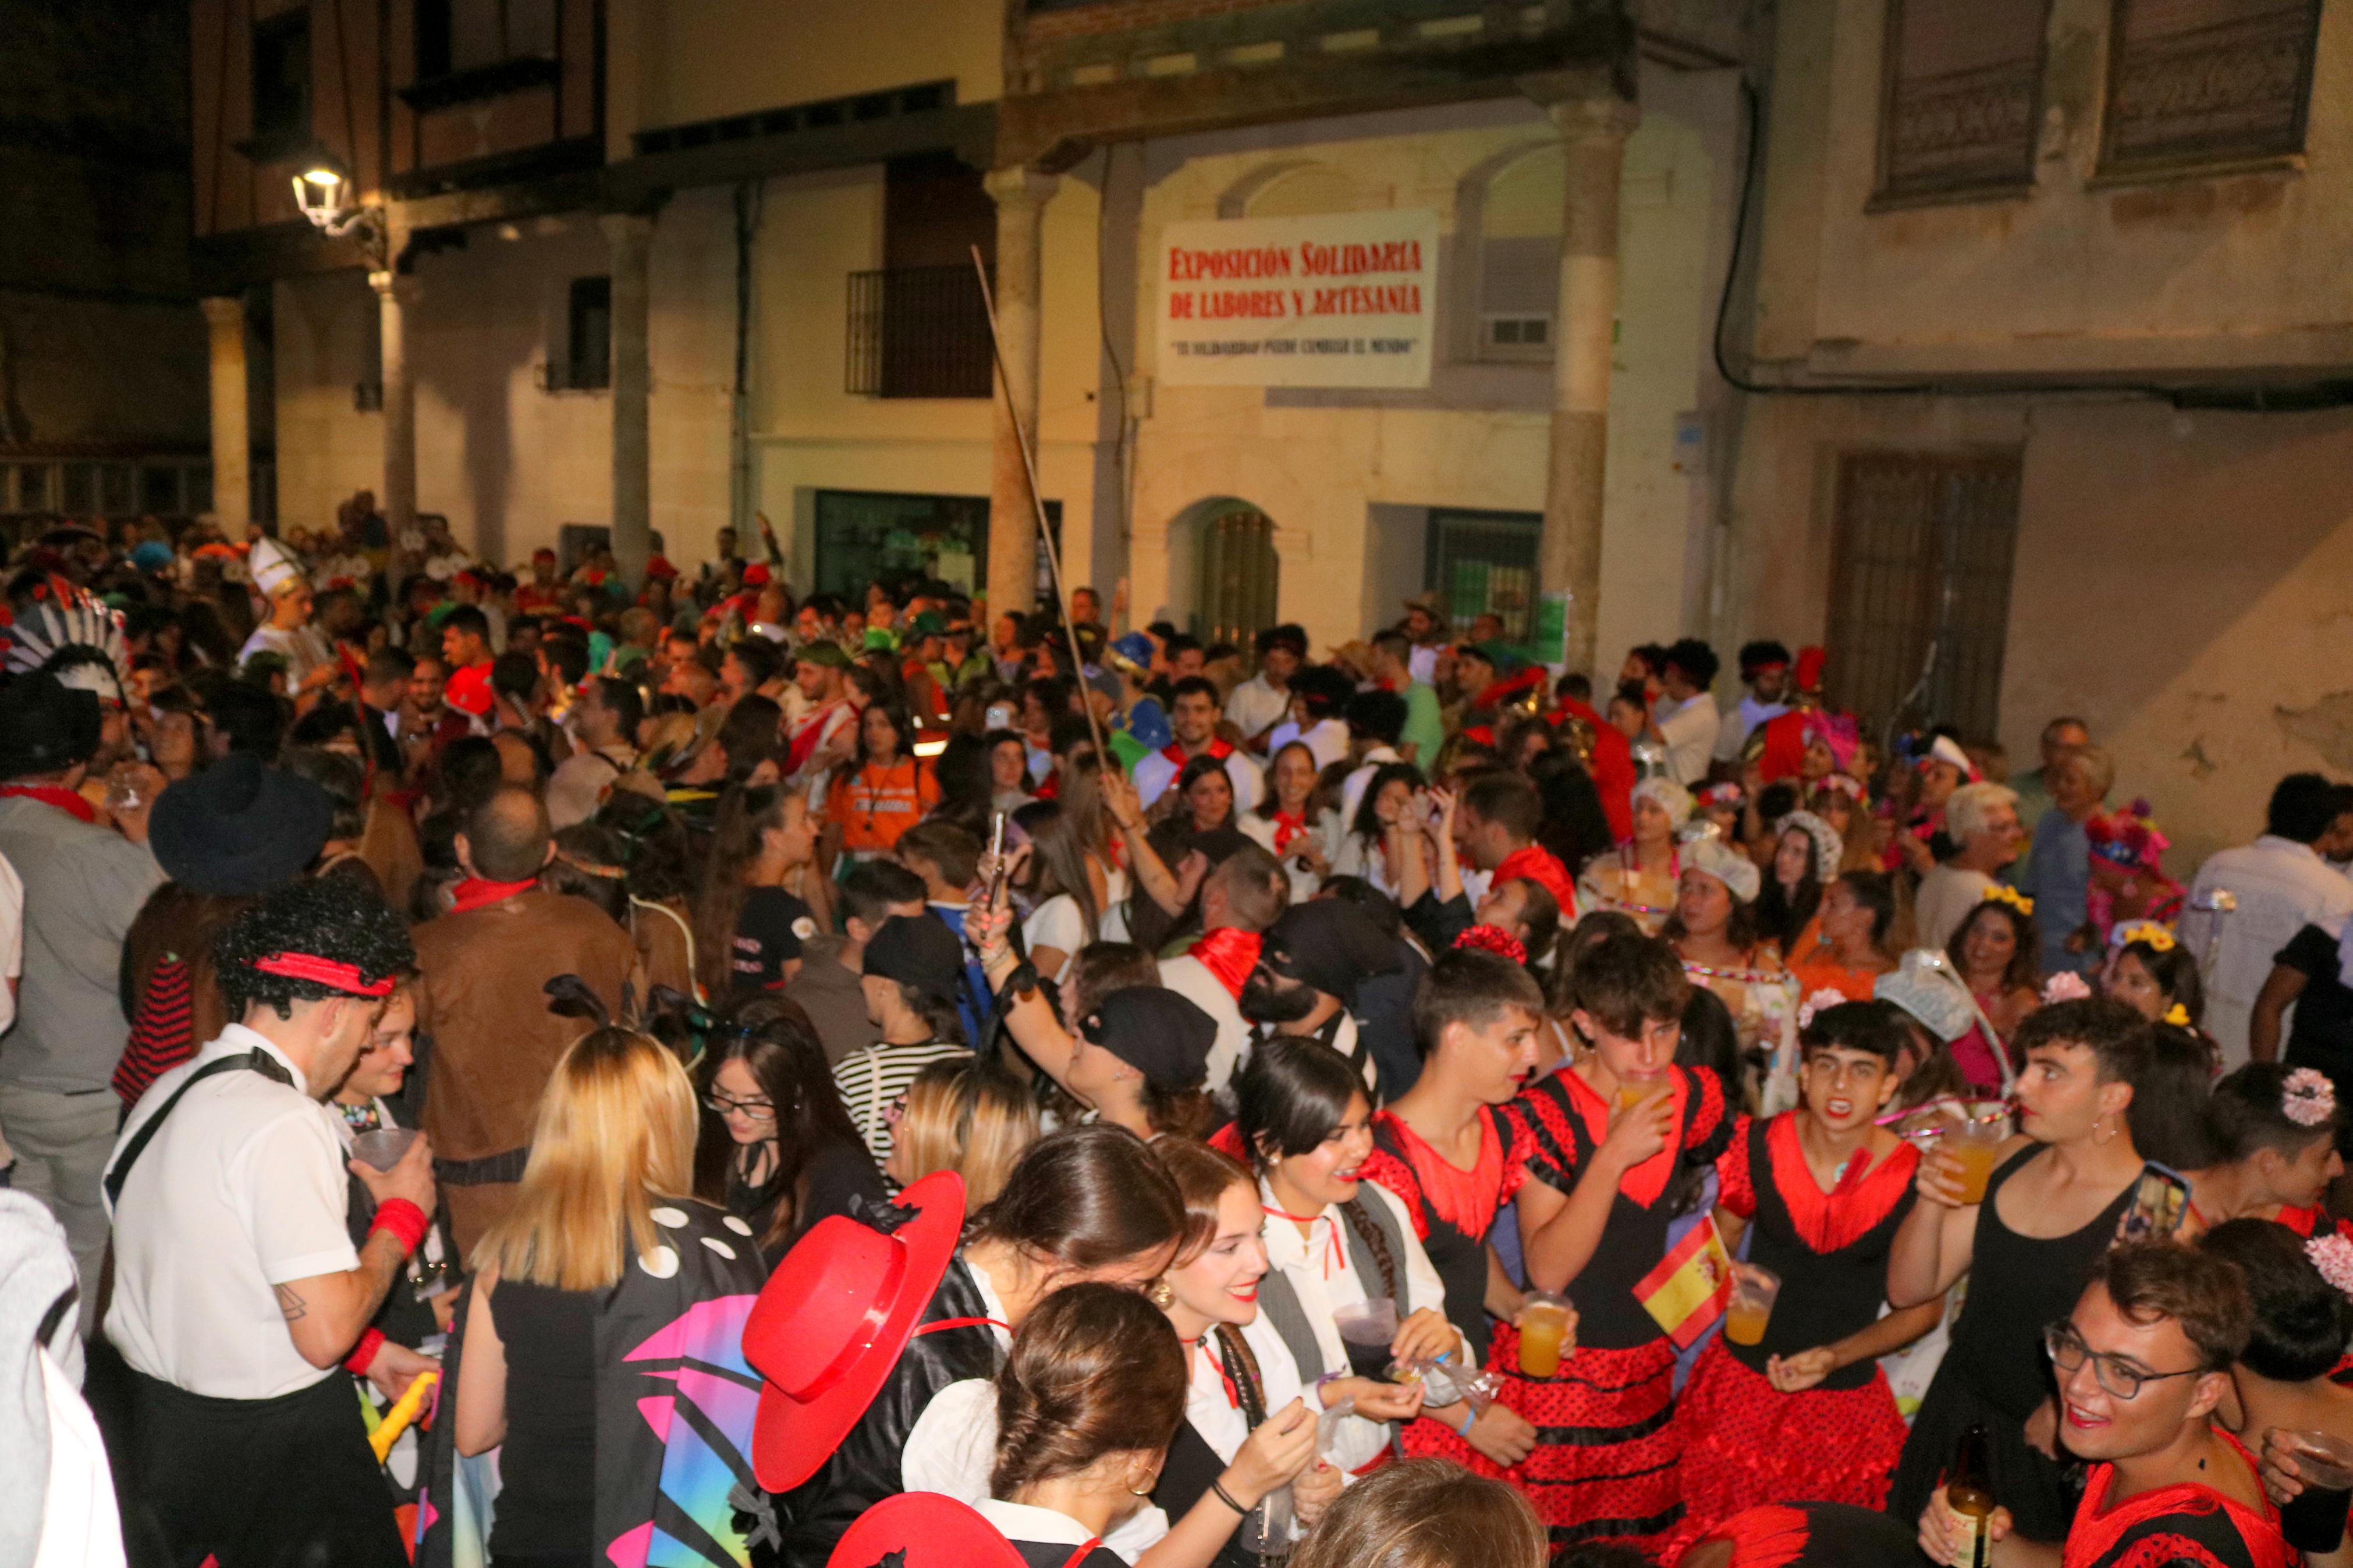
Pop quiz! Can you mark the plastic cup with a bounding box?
[1947,1116,2008,1205]
[1333,1297,1399,1379]
[1724,1264,1780,1347]
[2276,1431,2353,1552]
[1517,1293,1571,1378]
[353,1127,420,1172]
[1241,1485,1294,1555]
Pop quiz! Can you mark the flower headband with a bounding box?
[1796,987,1849,1030]
[2308,1232,2353,1299]
[2109,920,2176,954]
[2284,1068,2338,1129]
[1813,774,1867,803]
[1979,885,2035,918]
[1697,783,1744,809]
[2041,972,2092,1004]
[1453,925,1528,967]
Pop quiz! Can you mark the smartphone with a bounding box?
[2113,1162,2191,1247]
[986,811,1013,909]
[985,702,1014,731]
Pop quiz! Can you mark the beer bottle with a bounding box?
[1946,1422,1996,1568]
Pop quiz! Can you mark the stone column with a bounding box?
[1538,95,1638,674]
[604,212,656,586]
[984,166,1059,620]
[371,269,418,556]
[200,296,250,532]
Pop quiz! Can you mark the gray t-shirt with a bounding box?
[0,795,165,1093]
[782,935,884,1066]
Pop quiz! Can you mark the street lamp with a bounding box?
[290,155,386,266]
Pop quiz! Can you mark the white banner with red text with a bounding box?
[1155,209,1441,389]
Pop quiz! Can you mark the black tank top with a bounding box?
[485,1279,596,1559]
[1946,1144,2138,1421]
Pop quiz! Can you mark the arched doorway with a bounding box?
[1193,500,1278,645]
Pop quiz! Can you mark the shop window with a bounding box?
[1873,0,2051,205]
[814,490,1059,603]
[2097,0,2322,176]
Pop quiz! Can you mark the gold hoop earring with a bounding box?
[1129,1482,1155,1498]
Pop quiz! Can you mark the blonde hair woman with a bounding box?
[886,1057,1041,1206]
[443,1026,765,1567]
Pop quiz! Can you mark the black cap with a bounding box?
[0,672,101,780]
[860,914,967,1004]
[148,754,336,897]
[1262,899,1400,1008]
[1082,986,1217,1091]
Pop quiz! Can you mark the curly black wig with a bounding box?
[213,876,414,1019]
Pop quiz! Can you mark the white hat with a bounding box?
[1875,950,1978,1043]
[5,595,130,706]
[1777,809,1844,882]
[1681,835,1760,904]
[1631,776,1694,826]
[247,535,304,599]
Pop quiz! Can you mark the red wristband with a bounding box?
[370,1198,430,1257]
[343,1327,386,1375]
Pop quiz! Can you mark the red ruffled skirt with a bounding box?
[1671,1339,1910,1538]
[1489,1322,1683,1552]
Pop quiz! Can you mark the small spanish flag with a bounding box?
[1633,1215,1733,1348]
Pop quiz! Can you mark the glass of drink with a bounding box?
[2274,1430,2353,1553]
[353,1127,420,1172]
[1333,1297,1399,1379]
[1517,1293,1571,1377]
[1619,1078,1657,1112]
[1946,1110,2010,1206]
[1723,1263,1780,1347]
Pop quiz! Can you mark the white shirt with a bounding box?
[35,1350,125,1568]
[0,847,23,1037]
[975,1499,1128,1560]
[1653,694,1720,786]
[1257,1178,1453,1471]
[104,1025,358,1398]
[1109,1317,1318,1560]
[1336,749,1404,835]
[1224,674,1291,743]
[2183,835,2353,1066]
[236,622,332,685]
[1160,952,1254,1096]
[1267,718,1349,772]
[1407,644,1440,686]
[1133,746,1265,816]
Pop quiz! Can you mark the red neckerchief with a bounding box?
[1493,842,1579,920]
[1270,810,1307,854]
[0,783,98,824]
[1188,1337,1241,1409]
[1190,927,1261,1000]
[448,875,537,915]
[1560,1067,1686,1208]
[1160,738,1234,765]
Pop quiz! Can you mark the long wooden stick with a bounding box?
[971,243,1108,765]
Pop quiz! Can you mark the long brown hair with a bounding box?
[893,1058,1040,1207]
[691,783,788,995]
[475,1027,698,1290]
[991,1281,1187,1498]
[1012,798,1101,944]
[691,997,866,1256]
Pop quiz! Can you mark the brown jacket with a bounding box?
[413,888,638,1165]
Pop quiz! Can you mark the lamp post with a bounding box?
[290,159,388,269]
[290,158,412,547]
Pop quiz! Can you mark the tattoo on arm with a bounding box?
[275,1283,307,1322]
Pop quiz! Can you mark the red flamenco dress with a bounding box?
[1359,1106,1535,1469]
[2062,1431,2292,1568]
[1673,1115,1918,1537]
[1499,1064,1735,1555]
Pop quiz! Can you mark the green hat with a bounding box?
[794,641,850,670]
[910,610,947,638]
[861,627,898,652]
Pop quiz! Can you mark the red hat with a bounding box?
[443,663,495,718]
[1793,645,1827,694]
[643,554,679,581]
[744,1171,966,1492]
[828,1494,1024,1568]
[743,562,772,588]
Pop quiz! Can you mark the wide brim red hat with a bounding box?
[828,1493,1025,1568]
[745,1170,966,1493]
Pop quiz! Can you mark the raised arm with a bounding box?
[1519,1092,1671,1295]
[1887,1139,2001,1308]
[968,899,1084,1098]
[1103,771,1188,917]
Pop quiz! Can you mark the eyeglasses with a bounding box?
[704,1093,776,1122]
[2042,1321,2203,1400]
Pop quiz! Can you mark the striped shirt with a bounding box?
[832,1039,974,1165]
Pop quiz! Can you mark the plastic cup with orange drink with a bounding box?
[1944,1108,2011,1206]
[1517,1293,1573,1378]
[1723,1264,1780,1347]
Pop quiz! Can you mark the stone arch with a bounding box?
[1215,160,1367,221]
[1165,495,1279,643]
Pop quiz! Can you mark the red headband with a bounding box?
[253,952,397,998]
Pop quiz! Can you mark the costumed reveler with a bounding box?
[1671,1000,1939,1537]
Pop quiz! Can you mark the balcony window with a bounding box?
[1873,0,2052,205]
[2097,0,2322,177]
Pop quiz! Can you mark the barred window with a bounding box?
[1873,0,2052,205]
[2097,0,2322,176]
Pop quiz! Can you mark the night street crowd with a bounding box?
[8,504,2353,1568]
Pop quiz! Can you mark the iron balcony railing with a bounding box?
[846,265,994,399]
